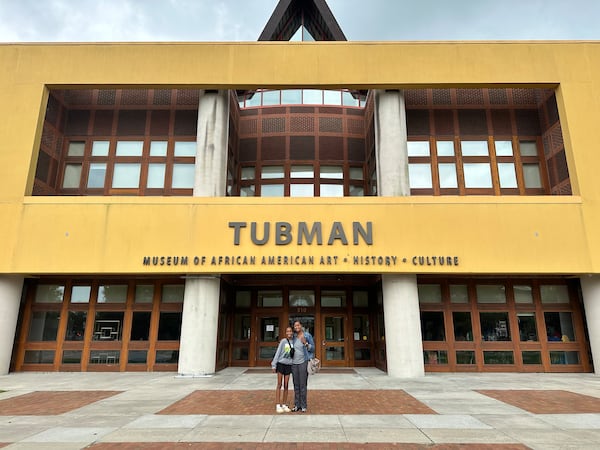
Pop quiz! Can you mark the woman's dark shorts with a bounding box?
[276,362,292,375]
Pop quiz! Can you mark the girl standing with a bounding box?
[270,326,294,413]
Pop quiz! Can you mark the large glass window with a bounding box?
[480,312,511,341]
[28,311,60,341]
[421,311,445,341]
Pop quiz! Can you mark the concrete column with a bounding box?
[382,274,424,377]
[0,276,24,375]
[178,277,221,376]
[373,89,410,196]
[179,90,229,375]
[193,89,230,197]
[580,275,600,374]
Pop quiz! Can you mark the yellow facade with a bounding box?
[1,41,600,275]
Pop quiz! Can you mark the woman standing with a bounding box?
[291,320,315,412]
[270,326,294,413]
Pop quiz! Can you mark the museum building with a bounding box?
[1,0,600,377]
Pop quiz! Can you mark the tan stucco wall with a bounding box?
[1,41,599,275]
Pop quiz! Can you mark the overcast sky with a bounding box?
[0,0,599,42]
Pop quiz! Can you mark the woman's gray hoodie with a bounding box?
[270,337,294,369]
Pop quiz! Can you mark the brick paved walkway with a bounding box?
[159,390,435,415]
[478,389,600,414]
[87,443,530,449]
[0,390,121,415]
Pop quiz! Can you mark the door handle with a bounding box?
[322,340,327,346]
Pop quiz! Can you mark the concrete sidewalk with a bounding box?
[1,368,600,449]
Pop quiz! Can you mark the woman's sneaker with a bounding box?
[291,406,299,412]
[282,405,291,412]
[276,405,284,413]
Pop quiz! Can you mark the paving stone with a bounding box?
[477,390,600,414]
[0,392,122,416]
[20,427,115,443]
[405,414,492,429]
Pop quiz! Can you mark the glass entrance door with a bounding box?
[256,316,280,365]
[321,314,347,366]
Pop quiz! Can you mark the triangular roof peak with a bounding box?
[258,0,347,41]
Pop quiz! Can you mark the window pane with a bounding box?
[174,141,196,157]
[262,90,280,106]
[453,312,473,341]
[418,284,442,303]
[245,92,261,107]
[407,141,430,156]
[520,141,538,156]
[320,166,343,179]
[65,311,86,341]
[234,314,251,340]
[498,163,517,188]
[235,291,251,308]
[28,311,60,341]
[421,311,445,341]
[545,312,575,341]
[423,350,448,365]
[450,285,469,303]
[93,312,124,341]
[240,185,255,197]
[320,184,344,197]
[35,284,65,303]
[289,290,315,307]
[147,163,166,188]
[522,351,542,364]
[342,91,359,107]
[112,163,141,188]
[480,312,511,341]
[321,291,346,307]
[290,184,314,197]
[409,164,432,188]
[303,89,323,105]
[523,163,542,188]
[349,167,364,180]
[456,351,475,364]
[514,285,533,303]
[262,166,284,179]
[150,141,168,156]
[162,284,184,303]
[155,350,179,363]
[495,140,513,156]
[98,285,127,303]
[63,164,82,188]
[116,141,143,157]
[241,167,255,180]
[438,163,458,188]
[461,141,489,156]
[62,350,82,364]
[71,285,91,303]
[550,351,579,365]
[157,312,182,340]
[261,184,284,197]
[291,165,314,178]
[353,291,369,308]
[135,284,154,303]
[258,290,283,307]
[92,141,110,156]
[89,350,120,365]
[518,313,538,341]
[281,89,302,105]
[353,314,370,340]
[349,186,364,197]
[68,142,85,157]
[323,90,342,105]
[131,312,151,341]
[476,285,506,303]
[463,163,492,188]
[436,141,454,156]
[128,350,148,364]
[483,351,514,364]
[172,164,195,189]
[24,350,55,364]
[540,285,570,304]
[87,163,106,188]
